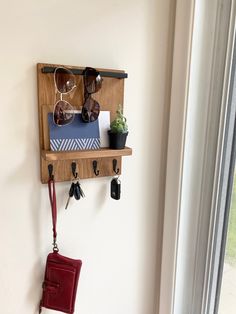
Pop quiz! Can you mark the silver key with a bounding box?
[65,182,75,209]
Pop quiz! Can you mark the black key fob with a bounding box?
[110,178,121,200]
[78,184,85,198]
[74,182,81,200]
[69,182,75,197]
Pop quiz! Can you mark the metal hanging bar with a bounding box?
[42,66,128,79]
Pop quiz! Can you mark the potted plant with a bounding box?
[108,105,128,149]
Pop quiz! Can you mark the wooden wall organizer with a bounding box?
[37,63,132,183]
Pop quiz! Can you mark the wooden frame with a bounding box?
[159,0,235,313]
[37,63,132,183]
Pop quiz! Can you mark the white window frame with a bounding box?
[158,0,236,313]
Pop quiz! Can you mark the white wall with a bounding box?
[0,1,172,313]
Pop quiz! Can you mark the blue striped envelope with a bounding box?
[48,113,100,151]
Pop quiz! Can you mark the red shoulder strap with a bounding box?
[48,179,59,252]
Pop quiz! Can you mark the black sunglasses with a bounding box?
[81,67,103,123]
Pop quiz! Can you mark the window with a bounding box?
[158,1,236,313]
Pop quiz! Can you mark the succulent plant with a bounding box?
[110,105,128,133]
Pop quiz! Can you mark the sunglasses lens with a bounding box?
[55,67,76,93]
[84,67,102,94]
[81,97,100,123]
[53,100,74,126]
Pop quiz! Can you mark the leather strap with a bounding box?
[48,179,58,251]
[39,179,59,313]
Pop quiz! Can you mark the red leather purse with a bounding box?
[39,178,82,314]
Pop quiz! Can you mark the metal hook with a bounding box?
[71,162,78,179]
[113,159,120,174]
[92,160,99,176]
[48,164,54,180]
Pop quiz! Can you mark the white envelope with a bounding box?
[98,111,111,147]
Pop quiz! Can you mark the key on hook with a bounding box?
[65,182,75,209]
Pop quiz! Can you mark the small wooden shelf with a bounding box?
[42,147,132,161]
[37,62,132,183]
